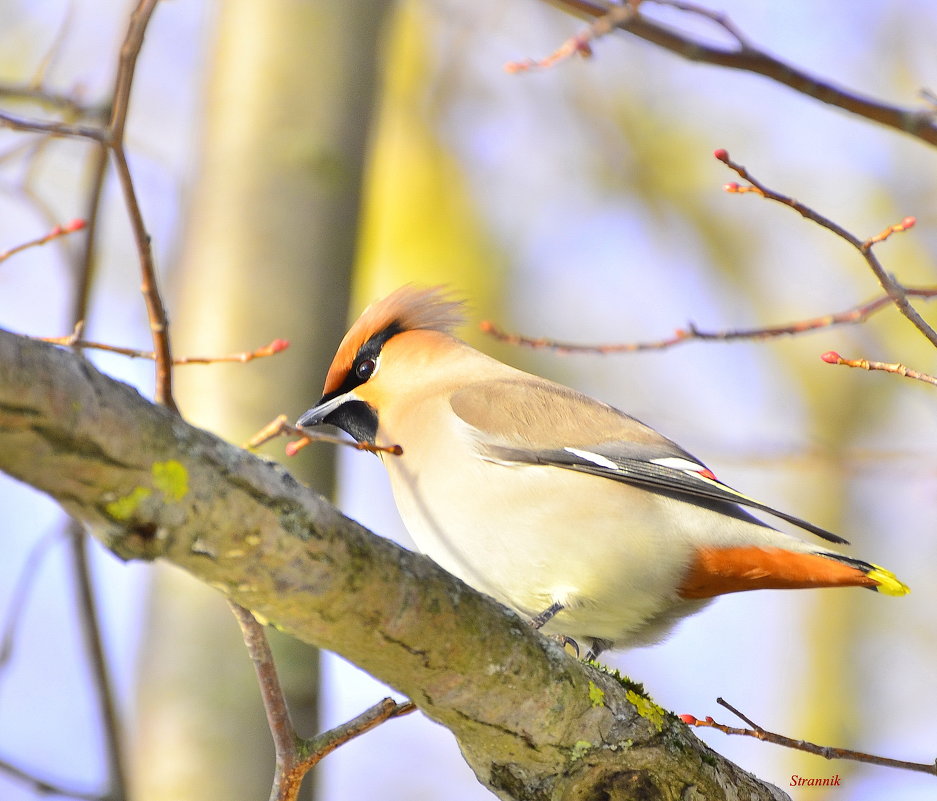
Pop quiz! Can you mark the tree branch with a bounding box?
[105,0,176,410]
[681,697,937,778]
[0,108,107,141]
[67,519,128,801]
[0,755,103,801]
[538,1,937,148]
[0,83,105,118]
[715,149,937,349]
[821,350,937,387]
[481,286,937,355]
[0,329,789,801]
[0,0,177,409]
[0,219,86,264]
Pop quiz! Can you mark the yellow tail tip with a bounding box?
[868,565,910,597]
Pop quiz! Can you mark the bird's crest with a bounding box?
[324,285,465,394]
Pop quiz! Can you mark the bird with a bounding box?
[297,285,909,658]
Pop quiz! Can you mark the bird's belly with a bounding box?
[383,456,703,644]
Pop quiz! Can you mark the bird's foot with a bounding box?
[584,638,612,663]
[528,601,564,630]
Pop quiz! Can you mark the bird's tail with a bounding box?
[679,546,910,599]
[823,552,910,596]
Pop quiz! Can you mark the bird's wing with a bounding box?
[450,378,848,545]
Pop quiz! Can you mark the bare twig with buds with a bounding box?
[680,697,937,777]
[0,0,176,409]
[524,0,937,148]
[482,287,937,355]
[714,148,935,348]
[820,351,937,388]
[485,152,931,357]
[506,0,758,74]
[0,219,86,264]
[39,322,291,365]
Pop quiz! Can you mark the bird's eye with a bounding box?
[355,358,376,381]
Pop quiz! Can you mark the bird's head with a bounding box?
[297,285,465,445]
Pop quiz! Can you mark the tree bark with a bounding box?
[0,329,789,801]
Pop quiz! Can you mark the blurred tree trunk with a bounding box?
[131,2,392,800]
[352,2,506,318]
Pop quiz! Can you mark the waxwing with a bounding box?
[298,285,908,658]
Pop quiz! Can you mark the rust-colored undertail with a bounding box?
[678,546,880,600]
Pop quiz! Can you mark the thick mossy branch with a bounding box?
[0,329,787,801]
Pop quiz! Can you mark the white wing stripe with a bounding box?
[650,456,707,473]
[564,447,619,470]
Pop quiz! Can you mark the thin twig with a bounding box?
[229,603,299,801]
[0,108,107,141]
[71,144,109,325]
[679,698,937,778]
[229,603,416,801]
[0,218,86,263]
[644,0,751,48]
[67,521,128,801]
[865,217,918,247]
[39,325,290,365]
[62,164,130,801]
[539,0,937,147]
[821,350,937,387]
[55,22,136,801]
[4,8,172,795]
[0,83,103,118]
[715,697,761,731]
[715,148,937,348]
[481,287,937,354]
[0,756,104,801]
[0,18,151,801]
[31,1,75,89]
[298,698,417,772]
[507,1,639,71]
[276,699,414,801]
[1,1,178,407]
[166,338,290,364]
[106,0,176,410]
[247,414,404,457]
[509,0,755,73]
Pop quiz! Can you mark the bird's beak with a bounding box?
[296,391,354,429]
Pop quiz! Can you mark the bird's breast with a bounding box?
[378,420,697,641]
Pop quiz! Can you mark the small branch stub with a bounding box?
[820,351,937,387]
[245,414,403,457]
[864,216,916,248]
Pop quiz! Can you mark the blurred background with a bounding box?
[1,1,935,799]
